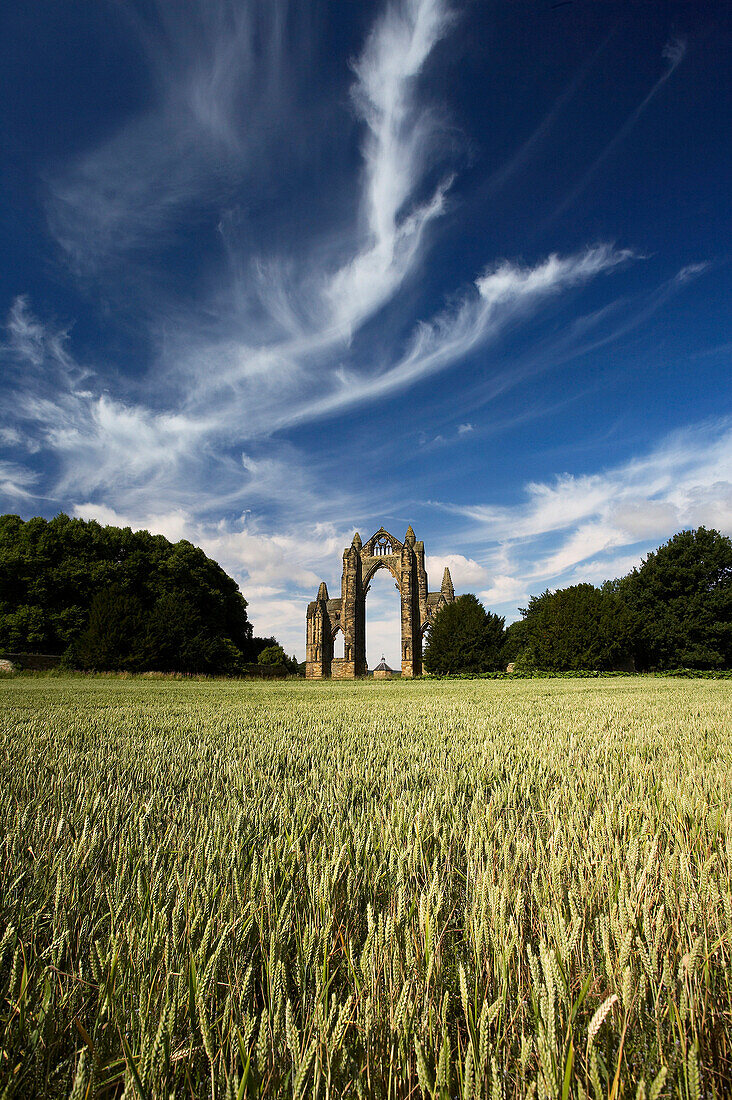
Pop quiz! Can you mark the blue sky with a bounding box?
[1,0,730,665]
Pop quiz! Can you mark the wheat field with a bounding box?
[1,675,730,1099]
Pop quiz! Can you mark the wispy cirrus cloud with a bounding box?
[20,0,643,493]
[273,244,635,429]
[0,462,38,501]
[456,417,732,546]
[5,296,77,374]
[45,1,309,276]
[548,36,688,226]
[5,251,638,518]
[34,0,643,459]
[325,0,455,334]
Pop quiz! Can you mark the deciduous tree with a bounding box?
[424,594,505,674]
[621,527,732,669]
[0,513,254,672]
[509,582,632,672]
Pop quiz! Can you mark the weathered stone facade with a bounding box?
[306,526,455,679]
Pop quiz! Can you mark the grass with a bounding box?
[1,675,731,1098]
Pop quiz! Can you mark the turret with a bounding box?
[317,580,329,602]
[404,524,416,546]
[352,531,362,550]
[441,567,455,602]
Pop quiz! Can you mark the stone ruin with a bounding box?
[306,525,454,679]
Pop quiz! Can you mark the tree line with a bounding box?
[424,527,732,674]
[0,514,296,673]
[3,517,730,676]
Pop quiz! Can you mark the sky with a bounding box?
[1,0,730,667]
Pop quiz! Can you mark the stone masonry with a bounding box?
[305,526,455,679]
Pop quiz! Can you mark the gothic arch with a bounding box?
[363,556,401,590]
[305,525,455,679]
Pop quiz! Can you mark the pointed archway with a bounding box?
[363,557,402,671]
[305,525,455,679]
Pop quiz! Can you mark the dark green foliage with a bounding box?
[257,643,299,674]
[424,594,505,674]
[510,582,633,672]
[0,513,253,672]
[501,618,528,666]
[72,585,147,672]
[247,635,280,660]
[144,593,202,671]
[620,527,732,670]
[257,643,287,666]
[143,593,241,674]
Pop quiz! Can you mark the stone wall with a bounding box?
[0,652,63,671]
[330,658,357,680]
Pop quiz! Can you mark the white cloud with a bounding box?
[326,182,451,337]
[479,575,528,607]
[662,36,687,69]
[0,461,37,501]
[73,503,193,545]
[610,500,680,539]
[36,392,207,502]
[425,553,488,587]
[5,296,75,373]
[325,0,455,335]
[443,418,732,616]
[351,0,452,242]
[533,521,626,579]
[457,422,473,434]
[675,262,710,284]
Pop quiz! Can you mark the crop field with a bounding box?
[1,676,731,1099]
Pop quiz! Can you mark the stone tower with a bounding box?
[305,525,455,679]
